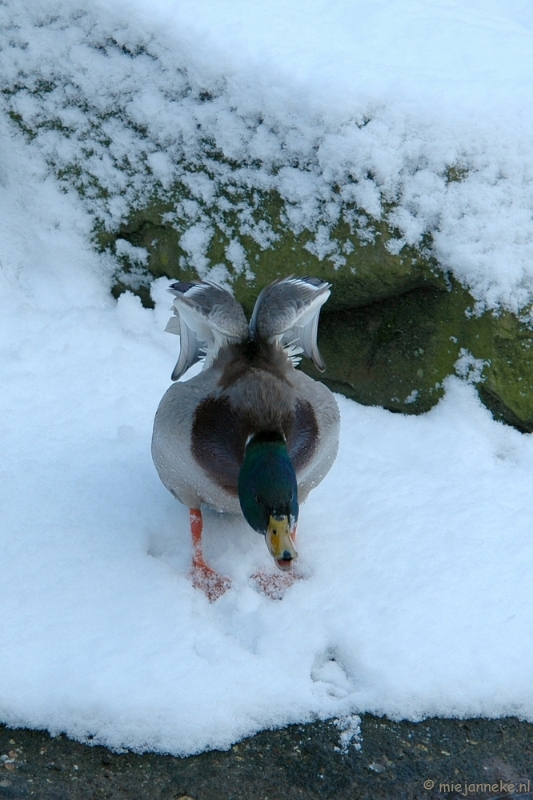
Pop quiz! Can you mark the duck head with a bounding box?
[238,432,299,570]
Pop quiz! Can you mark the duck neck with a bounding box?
[238,432,298,534]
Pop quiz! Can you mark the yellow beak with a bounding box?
[265,515,298,571]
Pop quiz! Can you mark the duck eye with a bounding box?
[254,494,261,504]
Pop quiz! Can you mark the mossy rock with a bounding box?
[102,191,533,434]
[6,44,529,433]
[303,282,533,431]
[303,285,461,415]
[477,314,533,432]
[102,188,445,314]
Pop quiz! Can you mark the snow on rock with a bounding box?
[1,0,533,308]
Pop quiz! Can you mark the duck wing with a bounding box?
[166,281,249,380]
[249,276,331,372]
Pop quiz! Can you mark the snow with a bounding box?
[2,0,533,308]
[1,0,533,757]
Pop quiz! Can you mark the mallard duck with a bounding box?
[152,276,340,600]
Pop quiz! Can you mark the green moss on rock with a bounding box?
[101,187,445,314]
[478,312,533,432]
[102,188,533,435]
[302,286,461,414]
[301,283,533,431]
[7,48,530,433]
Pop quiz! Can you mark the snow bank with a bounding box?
[1,0,533,308]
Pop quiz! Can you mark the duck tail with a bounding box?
[249,276,331,372]
[165,281,248,380]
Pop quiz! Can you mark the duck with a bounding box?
[151,276,340,600]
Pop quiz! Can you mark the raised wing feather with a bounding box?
[250,276,331,372]
[165,281,248,380]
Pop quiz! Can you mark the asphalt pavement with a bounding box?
[1,715,532,800]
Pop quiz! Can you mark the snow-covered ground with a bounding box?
[1,0,533,756]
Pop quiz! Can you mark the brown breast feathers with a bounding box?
[191,393,319,497]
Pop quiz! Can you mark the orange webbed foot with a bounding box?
[191,563,231,602]
[251,568,302,600]
[189,508,231,602]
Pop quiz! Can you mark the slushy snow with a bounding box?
[1,0,533,756]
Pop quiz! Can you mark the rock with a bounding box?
[303,281,533,432]
[104,194,533,433]
[101,187,445,314]
[3,19,530,433]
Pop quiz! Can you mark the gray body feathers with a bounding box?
[152,276,339,515]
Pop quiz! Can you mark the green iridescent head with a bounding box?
[238,432,299,570]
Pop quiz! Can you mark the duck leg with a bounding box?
[189,509,231,601]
